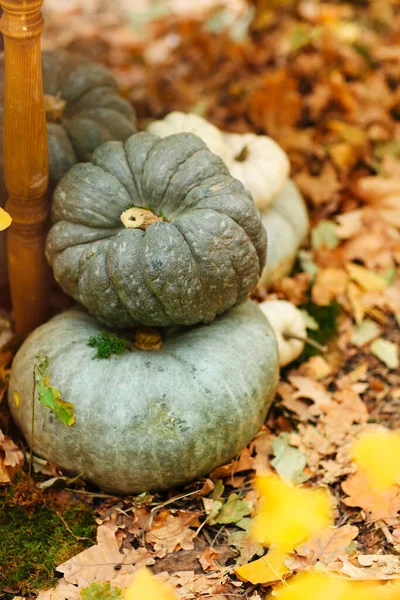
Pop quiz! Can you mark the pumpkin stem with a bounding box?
[235,145,249,162]
[44,94,67,123]
[120,207,164,230]
[134,327,163,351]
[284,333,328,353]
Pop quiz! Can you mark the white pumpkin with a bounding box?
[223,132,290,209]
[260,180,309,287]
[258,299,306,367]
[147,112,290,210]
[147,111,230,164]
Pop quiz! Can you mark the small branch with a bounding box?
[284,333,328,353]
[121,207,164,231]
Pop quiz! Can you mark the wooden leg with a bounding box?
[0,1,50,334]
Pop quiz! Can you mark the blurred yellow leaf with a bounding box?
[272,571,393,599]
[351,430,400,491]
[0,207,12,231]
[346,263,387,292]
[251,475,333,551]
[235,548,291,585]
[123,569,177,600]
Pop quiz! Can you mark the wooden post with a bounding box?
[0,0,50,334]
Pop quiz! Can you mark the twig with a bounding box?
[284,333,328,353]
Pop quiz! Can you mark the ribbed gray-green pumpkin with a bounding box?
[46,132,267,328]
[9,301,279,494]
[0,49,136,289]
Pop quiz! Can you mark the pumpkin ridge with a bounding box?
[192,204,263,277]
[167,221,217,317]
[152,145,205,214]
[187,206,261,291]
[173,216,236,314]
[140,133,207,213]
[123,132,159,203]
[137,231,172,322]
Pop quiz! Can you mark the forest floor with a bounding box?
[3,0,400,598]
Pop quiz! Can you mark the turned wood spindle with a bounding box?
[0,0,50,334]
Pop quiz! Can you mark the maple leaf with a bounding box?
[251,475,334,551]
[351,430,400,490]
[342,471,400,524]
[123,569,178,600]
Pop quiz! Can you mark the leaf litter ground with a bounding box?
[3,0,400,597]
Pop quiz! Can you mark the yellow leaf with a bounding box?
[0,207,12,231]
[235,548,291,585]
[251,475,333,551]
[123,569,177,600]
[14,390,20,407]
[346,263,387,292]
[272,571,390,600]
[351,430,400,491]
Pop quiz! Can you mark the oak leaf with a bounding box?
[342,471,400,524]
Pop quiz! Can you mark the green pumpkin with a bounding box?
[46,132,267,328]
[260,180,309,286]
[0,50,136,290]
[9,301,279,494]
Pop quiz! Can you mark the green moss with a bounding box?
[0,480,96,595]
[88,331,127,359]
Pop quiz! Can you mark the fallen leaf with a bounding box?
[312,268,348,306]
[289,375,332,414]
[145,510,198,557]
[211,493,252,525]
[351,430,400,490]
[0,207,12,231]
[346,262,388,292]
[271,433,309,484]
[81,582,123,600]
[124,569,178,600]
[370,339,399,370]
[342,471,400,523]
[311,220,339,250]
[272,570,387,598]
[251,475,334,551]
[57,525,152,585]
[34,355,75,426]
[292,524,359,567]
[235,548,291,585]
[350,320,381,347]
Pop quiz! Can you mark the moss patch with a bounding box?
[0,477,96,595]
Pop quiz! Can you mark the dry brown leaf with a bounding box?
[298,356,332,380]
[294,162,341,206]
[291,524,359,568]
[329,555,400,580]
[288,375,332,414]
[57,525,153,585]
[145,510,198,558]
[312,267,348,306]
[342,471,400,524]
[198,547,221,572]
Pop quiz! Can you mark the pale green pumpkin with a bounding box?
[46,132,267,328]
[9,301,279,494]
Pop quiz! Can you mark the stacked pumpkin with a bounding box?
[7,55,309,495]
